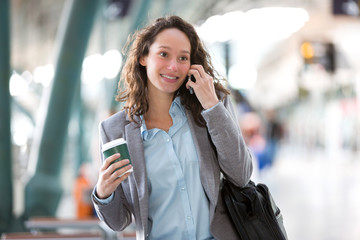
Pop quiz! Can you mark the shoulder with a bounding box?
[100,110,128,129]
[216,89,230,102]
[216,91,233,109]
[98,110,132,141]
[101,110,127,125]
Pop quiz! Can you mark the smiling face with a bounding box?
[140,28,191,97]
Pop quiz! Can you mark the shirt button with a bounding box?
[181,187,185,191]
[166,138,170,142]
[187,216,191,220]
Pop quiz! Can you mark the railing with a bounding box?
[1,217,136,240]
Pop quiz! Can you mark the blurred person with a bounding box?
[239,110,284,171]
[264,110,284,167]
[91,16,253,239]
[73,163,95,219]
[232,90,253,116]
[238,111,264,177]
[238,111,263,146]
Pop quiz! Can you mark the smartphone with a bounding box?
[188,75,196,94]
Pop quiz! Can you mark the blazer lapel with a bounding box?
[125,120,148,235]
[185,109,219,206]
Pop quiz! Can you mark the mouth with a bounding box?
[160,74,179,82]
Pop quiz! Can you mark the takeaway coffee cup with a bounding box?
[102,138,133,177]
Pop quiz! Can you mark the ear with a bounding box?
[139,56,147,66]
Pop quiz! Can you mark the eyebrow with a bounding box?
[158,46,190,54]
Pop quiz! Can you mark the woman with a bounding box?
[92,15,253,240]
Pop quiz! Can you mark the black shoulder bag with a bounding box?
[221,178,288,240]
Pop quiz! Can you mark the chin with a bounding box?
[160,85,182,94]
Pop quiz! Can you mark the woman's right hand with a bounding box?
[95,153,133,199]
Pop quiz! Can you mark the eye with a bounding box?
[159,52,168,57]
[179,56,189,62]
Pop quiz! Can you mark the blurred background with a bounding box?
[1,0,360,239]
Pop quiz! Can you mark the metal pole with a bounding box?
[24,0,100,218]
[0,0,13,234]
[110,0,152,112]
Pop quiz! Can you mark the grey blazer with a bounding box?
[92,96,253,240]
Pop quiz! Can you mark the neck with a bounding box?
[148,88,174,113]
[144,88,175,130]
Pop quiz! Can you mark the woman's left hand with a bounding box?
[186,65,219,109]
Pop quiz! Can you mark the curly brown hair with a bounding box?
[116,15,230,127]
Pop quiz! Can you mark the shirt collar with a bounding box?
[140,115,148,140]
[171,96,186,116]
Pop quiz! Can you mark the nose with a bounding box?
[167,58,178,72]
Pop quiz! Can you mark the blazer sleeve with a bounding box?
[91,118,133,232]
[201,95,253,187]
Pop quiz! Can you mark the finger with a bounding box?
[121,171,132,180]
[109,159,130,173]
[114,171,132,185]
[191,65,214,85]
[97,164,131,195]
[102,153,120,170]
[105,160,130,179]
[190,64,205,78]
[111,164,133,180]
[188,70,202,85]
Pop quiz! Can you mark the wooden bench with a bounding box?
[24,217,100,232]
[1,232,102,239]
[15,217,137,240]
[24,217,117,239]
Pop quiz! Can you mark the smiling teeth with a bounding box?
[161,74,177,79]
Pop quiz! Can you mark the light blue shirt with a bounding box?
[141,97,213,240]
[94,97,216,239]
